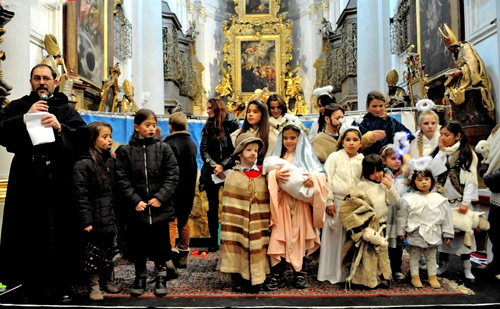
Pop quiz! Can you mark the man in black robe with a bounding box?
[0,64,87,302]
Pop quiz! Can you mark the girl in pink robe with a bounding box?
[265,123,328,290]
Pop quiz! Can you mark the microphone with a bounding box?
[40,94,48,100]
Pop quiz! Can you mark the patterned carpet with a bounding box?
[97,249,473,299]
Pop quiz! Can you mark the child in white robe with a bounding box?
[397,157,454,288]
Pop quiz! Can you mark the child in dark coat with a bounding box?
[115,109,179,297]
[73,121,120,300]
[164,112,198,268]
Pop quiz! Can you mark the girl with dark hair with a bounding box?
[309,91,335,142]
[73,121,120,300]
[357,154,399,221]
[267,94,308,135]
[265,124,327,290]
[431,120,479,281]
[397,159,454,289]
[231,100,271,163]
[200,98,240,252]
[318,123,363,284]
[115,109,180,297]
[339,153,397,288]
[358,90,414,155]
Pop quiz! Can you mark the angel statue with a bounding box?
[439,24,495,123]
[284,65,308,115]
[215,62,233,98]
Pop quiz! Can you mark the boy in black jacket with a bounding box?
[164,112,198,268]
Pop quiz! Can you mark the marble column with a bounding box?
[356,0,391,110]
[133,0,164,115]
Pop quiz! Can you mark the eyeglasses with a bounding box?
[32,76,53,82]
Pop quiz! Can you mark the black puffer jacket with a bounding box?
[73,151,117,234]
[115,134,179,224]
[164,131,198,218]
[199,112,240,191]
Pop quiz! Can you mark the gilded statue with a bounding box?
[215,62,233,98]
[386,69,408,107]
[439,24,494,118]
[119,79,138,113]
[284,65,308,115]
[41,34,74,100]
[98,63,121,112]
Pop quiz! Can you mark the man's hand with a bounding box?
[84,225,92,232]
[27,100,49,113]
[41,114,61,130]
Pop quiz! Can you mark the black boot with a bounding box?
[154,271,168,297]
[130,271,147,297]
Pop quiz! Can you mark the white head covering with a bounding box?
[416,99,435,112]
[338,116,361,139]
[271,123,325,174]
[408,156,433,179]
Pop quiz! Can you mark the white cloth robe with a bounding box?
[317,149,363,284]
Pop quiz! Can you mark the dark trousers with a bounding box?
[129,220,171,273]
[389,244,403,273]
[488,205,500,272]
[205,182,223,247]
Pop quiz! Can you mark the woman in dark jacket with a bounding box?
[73,121,119,300]
[115,109,179,297]
[200,98,240,252]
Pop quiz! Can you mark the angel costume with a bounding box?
[397,191,454,277]
[266,125,328,272]
[318,149,363,284]
[409,129,440,158]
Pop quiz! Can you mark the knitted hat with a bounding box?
[233,133,263,156]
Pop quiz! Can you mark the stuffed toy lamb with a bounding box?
[263,156,313,202]
[475,140,490,164]
[451,208,490,248]
[362,224,389,248]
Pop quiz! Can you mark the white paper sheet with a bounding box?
[211,169,232,184]
[25,112,56,146]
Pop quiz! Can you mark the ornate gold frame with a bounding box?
[64,0,114,88]
[222,13,292,103]
[235,0,280,22]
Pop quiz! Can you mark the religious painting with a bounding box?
[409,0,460,77]
[235,0,278,21]
[245,0,269,14]
[64,0,114,88]
[409,78,425,105]
[240,40,276,93]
